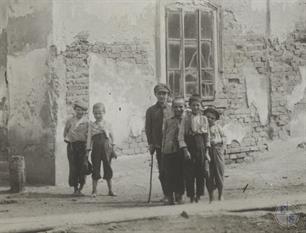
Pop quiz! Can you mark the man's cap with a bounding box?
[154,83,171,94]
[73,100,88,111]
[203,106,220,120]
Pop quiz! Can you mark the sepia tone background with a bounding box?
[0,0,305,187]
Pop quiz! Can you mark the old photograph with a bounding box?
[0,0,306,232]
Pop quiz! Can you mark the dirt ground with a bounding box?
[66,213,306,233]
[0,137,306,232]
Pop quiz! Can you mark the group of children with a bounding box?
[64,101,116,197]
[64,82,225,205]
[145,83,226,205]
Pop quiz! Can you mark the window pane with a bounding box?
[185,71,198,95]
[168,44,181,69]
[185,46,198,68]
[201,42,213,68]
[184,12,197,39]
[168,71,181,96]
[201,70,214,82]
[201,11,213,39]
[202,83,214,97]
[168,13,180,38]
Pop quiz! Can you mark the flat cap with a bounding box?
[154,83,170,94]
[203,106,220,120]
[73,100,88,111]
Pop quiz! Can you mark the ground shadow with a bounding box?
[0,192,77,199]
[75,200,164,208]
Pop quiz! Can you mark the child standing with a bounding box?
[87,103,117,197]
[179,94,210,203]
[64,100,89,195]
[204,106,226,202]
[162,97,185,205]
[145,83,172,202]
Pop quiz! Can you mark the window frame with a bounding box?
[165,3,222,101]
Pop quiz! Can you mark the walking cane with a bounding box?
[147,151,154,203]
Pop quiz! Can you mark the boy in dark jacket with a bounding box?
[145,83,172,202]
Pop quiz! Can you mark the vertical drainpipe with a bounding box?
[266,0,273,138]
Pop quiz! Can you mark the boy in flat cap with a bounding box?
[162,97,185,205]
[145,83,172,202]
[178,94,210,203]
[204,106,226,202]
[64,100,90,195]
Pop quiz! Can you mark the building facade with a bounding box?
[0,0,305,184]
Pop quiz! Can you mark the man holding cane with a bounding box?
[145,83,172,203]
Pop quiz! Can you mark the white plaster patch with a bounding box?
[8,0,50,18]
[250,0,267,11]
[243,62,269,125]
[251,0,299,11]
[290,111,306,138]
[222,122,249,145]
[0,0,8,31]
[53,0,155,52]
[287,66,306,111]
[88,53,156,145]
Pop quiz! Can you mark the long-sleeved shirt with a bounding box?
[86,120,114,150]
[162,116,183,154]
[145,102,172,148]
[178,111,210,148]
[209,124,226,146]
[64,116,88,142]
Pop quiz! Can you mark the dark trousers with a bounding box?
[155,148,166,195]
[91,133,113,181]
[67,141,87,188]
[184,134,208,198]
[163,151,184,197]
[185,158,205,197]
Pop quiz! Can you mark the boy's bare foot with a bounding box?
[218,195,224,201]
[91,192,97,198]
[108,191,117,196]
[77,190,85,196]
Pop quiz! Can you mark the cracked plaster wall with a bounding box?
[6,0,56,184]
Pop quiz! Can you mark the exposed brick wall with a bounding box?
[216,9,306,163]
[63,33,151,156]
[61,5,306,162]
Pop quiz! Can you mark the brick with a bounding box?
[225,159,233,165]
[235,158,245,163]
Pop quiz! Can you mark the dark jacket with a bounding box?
[145,102,172,148]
